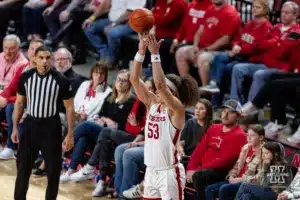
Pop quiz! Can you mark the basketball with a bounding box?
[129,8,155,33]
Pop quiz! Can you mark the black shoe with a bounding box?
[33,168,47,177]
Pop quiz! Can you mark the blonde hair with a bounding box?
[253,0,271,16]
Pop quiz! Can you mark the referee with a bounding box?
[11,46,75,200]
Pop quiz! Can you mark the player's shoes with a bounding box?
[70,164,95,182]
[123,184,142,199]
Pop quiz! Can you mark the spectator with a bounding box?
[199,0,272,93]
[277,167,300,200]
[22,0,54,42]
[0,39,43,160]
[178,98,213,158]
[186,99,247,200]
[59,70,135,182]
[73,62,111,121]
[152,0,187,73]
[0,0,25,48]
[205,124,265,200]
[235,142,293,200]
[83,0,146,65]
[170,0,213,54]
[230,1,300,104]
[0,35,28,93]
[175,0,240,86]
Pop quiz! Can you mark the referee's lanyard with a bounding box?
[0,54,19,91]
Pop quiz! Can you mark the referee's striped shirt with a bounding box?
[18,68,73,118]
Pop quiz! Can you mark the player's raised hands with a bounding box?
[138,32,149,54]
[146,34,164,54]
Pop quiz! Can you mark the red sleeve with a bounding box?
[231,25,243,46]
[0,65,26,101]
[174,5,189,41]
[256,25,280,50]
[125,100,146,136]
[201,133,246,169]
[153,1,187,25]
[186,126,212,171]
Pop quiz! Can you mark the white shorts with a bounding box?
[143,164,186,200]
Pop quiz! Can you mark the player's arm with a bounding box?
[130,34,157,108]
[63,98,75,137]
[148,34,185,128]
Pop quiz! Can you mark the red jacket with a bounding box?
[125,99,146,136]
[187,124,247,171]
[255,23,300,71]
[0,64,28,103]
[290,40,300,72]
[198,3,241,49]
[152,0,187,39]
[174,0,212,43]
[232,19,273,61]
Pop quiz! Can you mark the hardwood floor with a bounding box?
[0,160,106,200]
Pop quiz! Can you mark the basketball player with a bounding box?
[130,33,200,200]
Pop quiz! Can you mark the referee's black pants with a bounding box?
[15,115,62,200]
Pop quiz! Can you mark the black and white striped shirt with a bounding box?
[18,68,73,118]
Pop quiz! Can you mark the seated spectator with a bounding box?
[186,99,247,200]
[230,1,300,104]
[199,0,272,93]
[83,0,146,65]
[73,62,111,121]
[0,39,43,160]
[152,0,187,73]
[178,98,213,159]
[170,0,213,54]
[63,80,151,197]
[59,69,135,182]
[22,0,54,41]
[235,142,293,200]
[277,167,300,200]
[175,0,240,86]
[205,124,265,200]
[0,0,25,48]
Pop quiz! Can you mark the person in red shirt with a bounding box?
[152,0,187,73]
[199,0,272,94]
[169,0,213,53]
[0,39,44,160]
[186,99,247,200]
[175,0,240,83]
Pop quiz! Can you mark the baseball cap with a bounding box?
[222,99,242,114]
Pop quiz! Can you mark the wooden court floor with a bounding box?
[0,160,107,200]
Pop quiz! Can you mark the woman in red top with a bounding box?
[205,124,265,200]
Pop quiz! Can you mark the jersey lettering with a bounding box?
[148,122,159,139]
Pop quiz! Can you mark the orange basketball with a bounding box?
[129,8,155,33]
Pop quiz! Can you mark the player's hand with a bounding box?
[277,192,289,200]
[170,39,179,54]
[43,6,54,16]
[0,96,7,108]
[186,171,195,183]
[63,133,74,152]
[138,32,149,54]
[59,10,71,23]
[127,113,137,126]
[146,34,164,55]
[11,128,19,144]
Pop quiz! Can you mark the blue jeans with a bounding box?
[247,68,280,102]
[205,181,241,200]
[114,143,145,196]
[70,121,102,170]
[235,183,277,200]
[5,103,15,150]
[230,63,266,104]
[84,18,134,63]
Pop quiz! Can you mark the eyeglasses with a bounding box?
[55,57,70,61]
[116,77,129,83]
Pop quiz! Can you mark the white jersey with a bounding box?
[144,104,181,168]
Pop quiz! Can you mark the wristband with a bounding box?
[151,54,161,62]
[89,15,96,22]
[134,52,145,63]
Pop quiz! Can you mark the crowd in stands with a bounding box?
[0,0,300,199]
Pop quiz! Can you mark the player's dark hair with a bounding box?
[143,76,156,92]
[35,45,51,55]
[166,74,200,107]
